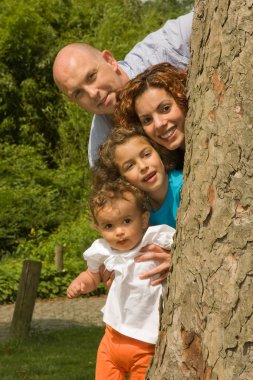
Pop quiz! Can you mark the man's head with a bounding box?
[53,43,129,115]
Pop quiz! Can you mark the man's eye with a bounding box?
[88,71,97,82]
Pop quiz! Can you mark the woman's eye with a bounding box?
[141,117,152,126]
[162,104,170,112]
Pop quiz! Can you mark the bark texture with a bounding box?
[147,1,253,379]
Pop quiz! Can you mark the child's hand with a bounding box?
[135,245,171,286]
[67,279,86,298]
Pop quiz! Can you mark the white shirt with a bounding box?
[84,224,175,344]
[88,11,194,166]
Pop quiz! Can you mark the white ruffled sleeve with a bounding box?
[83,239,111,273]
[141,224,176,250]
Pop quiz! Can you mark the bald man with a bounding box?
[53,10,193,166]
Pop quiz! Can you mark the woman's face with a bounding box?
[135,87,185,151]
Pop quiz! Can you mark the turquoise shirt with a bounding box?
[149,169,183,228]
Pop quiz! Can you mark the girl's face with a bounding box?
[114,136,166,196]
[135,87,185,151]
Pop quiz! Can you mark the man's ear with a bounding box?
[142,211,150,229]
[101,50,118,70]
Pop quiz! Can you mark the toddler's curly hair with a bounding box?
[90,177,149,225]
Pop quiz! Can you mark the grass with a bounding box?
[0,325,104,380]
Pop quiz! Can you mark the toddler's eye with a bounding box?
[105,223,113,229]
[124,218,132,224]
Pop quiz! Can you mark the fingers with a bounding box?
[139,261,170,279]
[138,253,171,285]
[150,273,168,286]
[67,283,83,298]
[136,249,171,263]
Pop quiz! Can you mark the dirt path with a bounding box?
[0,295,106,342]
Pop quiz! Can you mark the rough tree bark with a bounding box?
[147,1,253,379]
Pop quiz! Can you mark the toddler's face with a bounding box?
[135,87,185,151]
[95,192,149,252]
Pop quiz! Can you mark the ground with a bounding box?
[0,295,106,342]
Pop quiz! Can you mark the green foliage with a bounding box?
[0,215,101,304]
[0,326,104,379]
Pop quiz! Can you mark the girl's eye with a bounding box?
[105,224,113,229]
[123,162,134,171]
[124,218,132,224]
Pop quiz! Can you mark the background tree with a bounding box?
[147,0,253,379]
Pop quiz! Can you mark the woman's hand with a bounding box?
[135,244,171,285]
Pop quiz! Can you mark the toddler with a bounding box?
[67,178,175,380]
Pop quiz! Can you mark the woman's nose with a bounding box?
[153,114,164,129]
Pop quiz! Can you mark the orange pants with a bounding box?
[95,325,155,380]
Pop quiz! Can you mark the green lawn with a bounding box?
[0,326,104,380]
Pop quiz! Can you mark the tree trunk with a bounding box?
[147,1,253,379]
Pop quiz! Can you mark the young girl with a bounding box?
[95,127,183,228]
[67,179,175,380]
[114,62,188,152]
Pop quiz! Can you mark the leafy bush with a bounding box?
[0,215,104,304]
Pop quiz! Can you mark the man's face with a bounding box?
[54,48,127,115]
